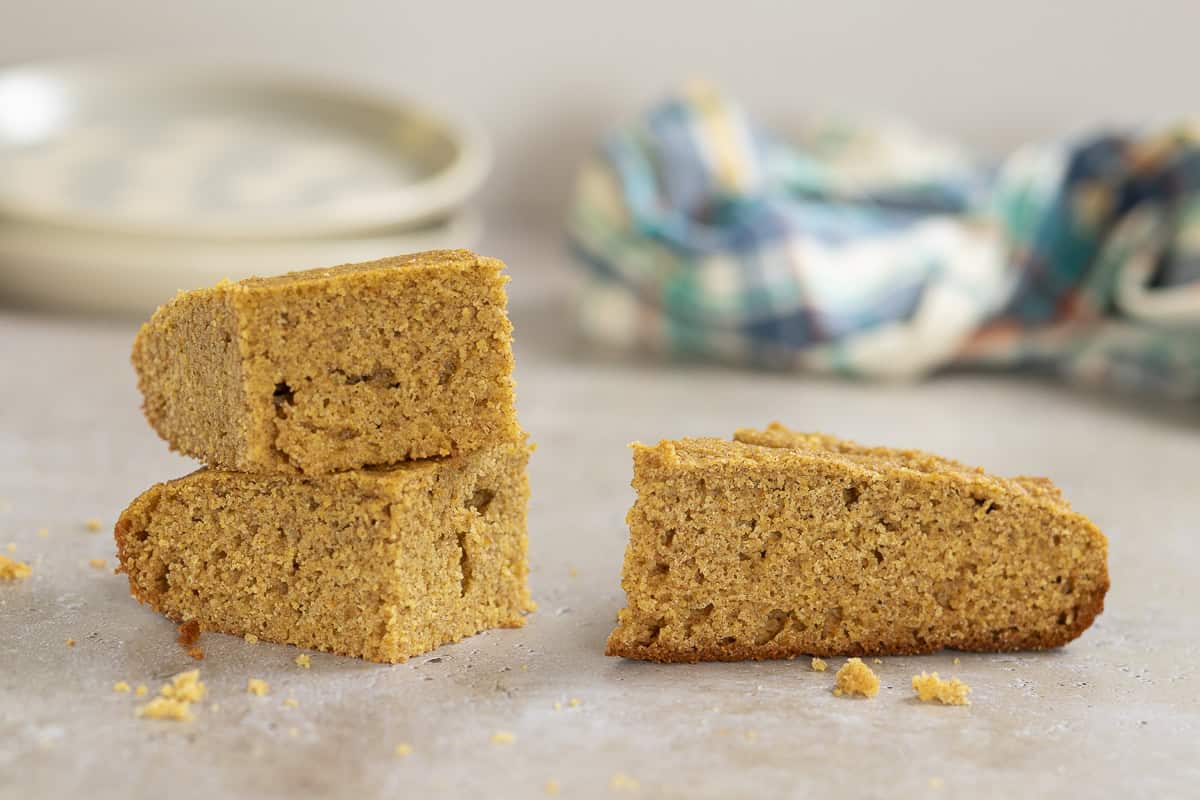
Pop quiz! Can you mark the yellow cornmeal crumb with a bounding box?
[295,654,311,668]
[873,658,883,664]
[136,670,206,722]
[5,543,15,552]
[65,638,76,647]
[288,727,299,738]
[553,701,562,711]
[490,730,516,745]
[161,669,206,702]
[568,566,579,578]
[609,773,640,792]
[953,657,961,665]
[113,681,131,693]
[247,678,269,696]
[743,730,758,741]
[283,698,299,708]
[912,672,972,706]
[544,778,561,795]
[85,519,102,532]
[88,559,107,569]
[210,704,220,712]
[568,697,581,708]
[37,528,49,537]
[244,633,259,644]
[833,658,880,698]
[0,558,30,583]
[394,743,413,757]
[136,697,194,721]
[135,684,148,697]
[930,777,945,789]
[811,657,827,672]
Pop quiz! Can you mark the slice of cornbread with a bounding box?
[132,250,521,474]
[606,424,1108,662]
[115,441,534,663]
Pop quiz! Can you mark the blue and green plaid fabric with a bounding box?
[567,83,1200,398]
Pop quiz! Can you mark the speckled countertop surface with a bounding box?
[2,227,1198,799]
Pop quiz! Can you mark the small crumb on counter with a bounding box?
[568,566,579,578]
[395,742,413,758]
[85,518,102,532]
[873,658,883,664]
[811,657,827,672]
[210,704,220,712]
[0,555,31,580]
[136,669,206,722]
[65,638,76,647]
[912,672,972,705]
[247,678,270,696]
[288,727,299,738]
[113,681,131,693]
[135,684,148,697]
[188,646,204,660]
[36,528,49,538]
[283,698,299,708]
[953,657,961,665]
[833,658,880,698]
[609,772,640,792]
[161,669,206,703]
[930,777,945,789]
[490,730,516,745]
[136,697,194,722]
[5,543,15,552]
[295,654,311,669]
[177,620,201,646]
[244,633,259,644]
[569,697,581,708]
[544,778,561,795]
[88,558,107,569]
[553,701,562,711]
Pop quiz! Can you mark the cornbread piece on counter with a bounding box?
[132,250,522,474]
[115,441,534,663]
[606,423,1109,662]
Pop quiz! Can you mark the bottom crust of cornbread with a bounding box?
[607,424,1108,662]
[116,442,534,663]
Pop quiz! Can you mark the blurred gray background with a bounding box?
[4,0,1194,224]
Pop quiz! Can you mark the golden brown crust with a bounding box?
[608,424,1109,662]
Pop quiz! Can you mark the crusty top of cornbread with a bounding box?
[233,249,505,291]
[633,422,1071,514]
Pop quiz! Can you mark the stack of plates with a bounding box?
[0,63,490,315]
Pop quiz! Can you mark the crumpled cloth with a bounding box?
[566,83,1200,398]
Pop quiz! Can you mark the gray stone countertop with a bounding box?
[2,227,1198,799]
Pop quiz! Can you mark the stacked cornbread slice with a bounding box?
[115,251,533,662]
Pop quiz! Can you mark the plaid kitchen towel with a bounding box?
[567,83,1200,398]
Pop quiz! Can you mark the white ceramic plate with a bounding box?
[0,62,491,239]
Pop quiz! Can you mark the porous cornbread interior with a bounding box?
[115,442,534,663]
[133,250,522,474]
[606,424,1108,662]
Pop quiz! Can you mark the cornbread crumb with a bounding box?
[283,698,299,708]
[569,697,581,708]
[873,658,882,664]
[609,773,640,792]
[568,566,579,578]
[395,743,413,758]
[288,727,299,738]
[135,684,148,697]
[161,670,206,703]
[65,638,76,647]
[912,672,972,706]
[113,681,131,693]
[210,704,220,712]
[244,634,259,644]
[295,654,311,669]
[247,678,269,696]
[490,730,516,745]
[833,658,879,698]
[930,777,945,789]
[88,558,106,569]
[188,646,204,660]
[545,778,561,795]
[953,657,961,665]
[85,519,102,532]
[136,670,206,722]
[177,620,201,646]
[0,555,32,581]
[5,543,14,552]
[36,528,48,538]
[136,697,193,721]
[553,701,562,711]
[811,657,828,672]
